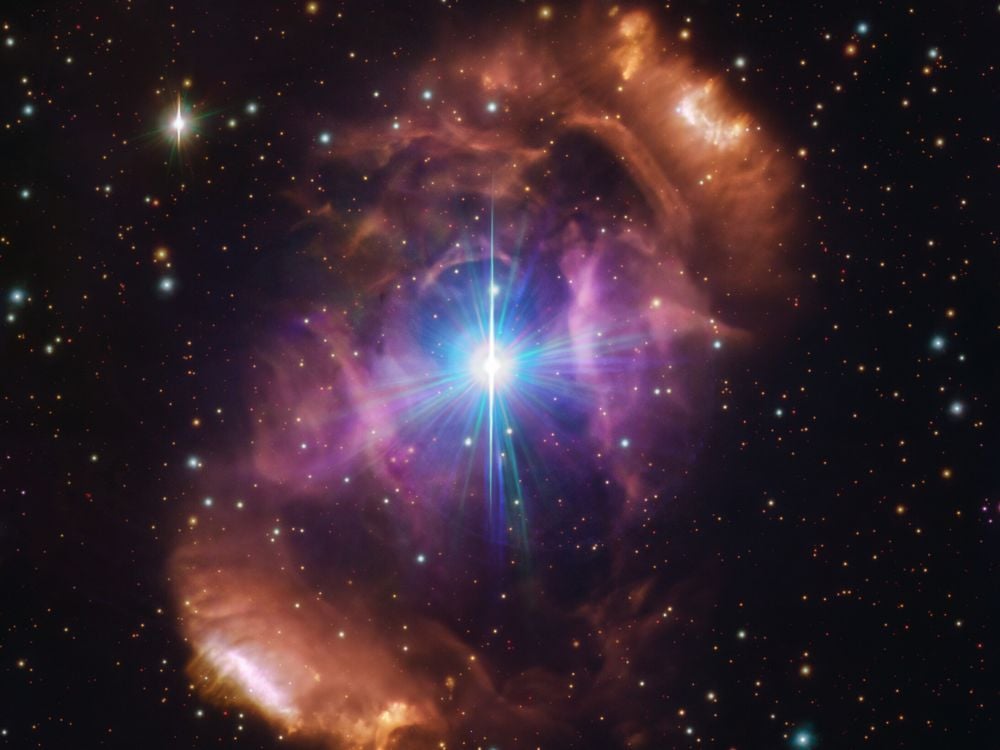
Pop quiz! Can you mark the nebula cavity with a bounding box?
[170,6,796,748]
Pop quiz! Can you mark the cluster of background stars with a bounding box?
[1,1,997,749]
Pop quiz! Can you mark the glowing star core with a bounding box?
[471,344,507,389]
[483,352,501,378]
[171,98,187,146]
[471,344,510,391]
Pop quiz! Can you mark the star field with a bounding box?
[1,2,997,749]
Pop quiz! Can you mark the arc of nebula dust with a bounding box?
[171,6,797,749]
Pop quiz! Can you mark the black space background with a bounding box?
[1,1,997,748]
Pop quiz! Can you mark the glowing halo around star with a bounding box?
[160,95,216,157]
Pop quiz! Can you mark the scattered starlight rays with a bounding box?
[159,95,205,162]
[290,201,650,549]
[131,94,226,163]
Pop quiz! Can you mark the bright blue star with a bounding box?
[790,726,816,748]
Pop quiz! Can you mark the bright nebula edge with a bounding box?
[170,7,797,748]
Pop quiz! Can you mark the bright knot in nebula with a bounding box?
[171,7,796,749]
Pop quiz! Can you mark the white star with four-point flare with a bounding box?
[171,98,187,145]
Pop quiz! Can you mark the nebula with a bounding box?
[170,6,796,748]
